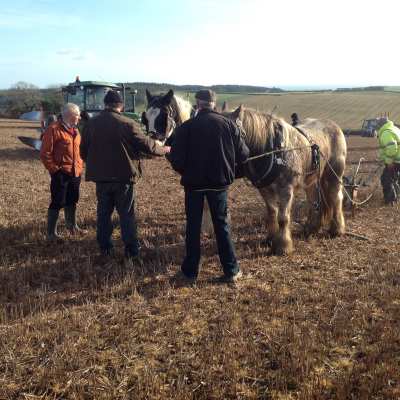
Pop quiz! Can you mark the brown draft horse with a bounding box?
[225,105,347,255]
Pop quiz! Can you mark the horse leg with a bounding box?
[259,188,279,247]
[320,160,346,237]
[273,184,294,256]
[324,175,345,237]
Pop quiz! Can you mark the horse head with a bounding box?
[144,89,177,143]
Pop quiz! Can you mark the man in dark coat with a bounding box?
[291,113,299,127]
[80,90,170,264]
[168,90,249,283]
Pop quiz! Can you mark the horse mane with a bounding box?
[239,109,289,155]
[171,95,192,125]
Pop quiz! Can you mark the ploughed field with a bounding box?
[0,118,399,400]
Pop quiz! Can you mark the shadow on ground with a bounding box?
[0,147,40,161]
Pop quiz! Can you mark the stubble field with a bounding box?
[0,105,399,399]
[179,90,400,130]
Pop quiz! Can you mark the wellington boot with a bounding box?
[65,205,87,235]
[47,209,62,241]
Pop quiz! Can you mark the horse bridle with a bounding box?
[147,101,177,141]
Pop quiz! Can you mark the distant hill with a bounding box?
[335,86,385,92]
[0,82,282,117]
[122,82,283,109]
[124,82,281,94]
[383,86,400,92]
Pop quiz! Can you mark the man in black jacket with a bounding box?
[168,90,249,283]
[81,90,170,264]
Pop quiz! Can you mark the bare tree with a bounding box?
[10,81,39,90]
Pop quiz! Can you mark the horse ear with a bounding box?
[222,101,228,112]
[162,89,174,105]
[146,89,153,104]
[232,104,244,120]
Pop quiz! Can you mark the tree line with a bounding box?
[0,80,282,118]
[0,81,63,118]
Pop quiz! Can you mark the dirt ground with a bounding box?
[0,119,399,400]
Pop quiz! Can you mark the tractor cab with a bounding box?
[62,77,140,121]
[361,119,379,137]
[18,77,140,151]
[62,78,124,118]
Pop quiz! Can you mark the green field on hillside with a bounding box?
[178,91,400,130]
[147,90,400,129]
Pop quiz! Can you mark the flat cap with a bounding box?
[104,90,123,104]
[195,89,216,103]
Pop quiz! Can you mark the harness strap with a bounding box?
[294,126,320,171]
[294,126,321,210]
[236,119,285,188]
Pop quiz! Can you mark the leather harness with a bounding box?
[237,120,320,189]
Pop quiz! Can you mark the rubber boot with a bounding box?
[47,209,62,241]
[65,205,86,234]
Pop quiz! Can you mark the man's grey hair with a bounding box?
[61,103,80,119]
[197,99,215,109]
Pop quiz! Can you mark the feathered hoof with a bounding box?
[304,224,320,239]
[328,225,345,238]
[263,236,273,247]
[271,236,293,256]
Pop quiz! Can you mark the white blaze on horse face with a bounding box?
[146,107,160,133]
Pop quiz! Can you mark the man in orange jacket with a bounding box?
[40,103,84,240]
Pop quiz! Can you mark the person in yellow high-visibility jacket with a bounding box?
[377,118,400,204]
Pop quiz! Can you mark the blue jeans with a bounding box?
[182,189,239,279]
[96,182,139,256]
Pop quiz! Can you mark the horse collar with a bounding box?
[247,122,285,188]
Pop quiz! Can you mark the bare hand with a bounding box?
[164,146,171,154]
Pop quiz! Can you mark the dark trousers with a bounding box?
[49,171,81,210]
[96,182,139,256]
[381,165,400,204]
[182,189,239,279]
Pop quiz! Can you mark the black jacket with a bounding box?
[168,109,249,190]
[80,110,167,183]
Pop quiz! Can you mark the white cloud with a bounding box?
[56,49,95,63]
[56,49,76,56]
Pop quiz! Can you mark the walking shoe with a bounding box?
[100,247,115,258]
[124,255,144,269]
[218,270,243,284]
[171,270,197,287]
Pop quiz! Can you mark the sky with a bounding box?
[0,0,399,89]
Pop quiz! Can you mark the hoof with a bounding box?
[328,225,345,238]
[263,236,273,247]
[271,237,293,256]
[304,224,320,239]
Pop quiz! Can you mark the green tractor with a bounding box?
[18,77,141,150]
[62,77,140,121]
